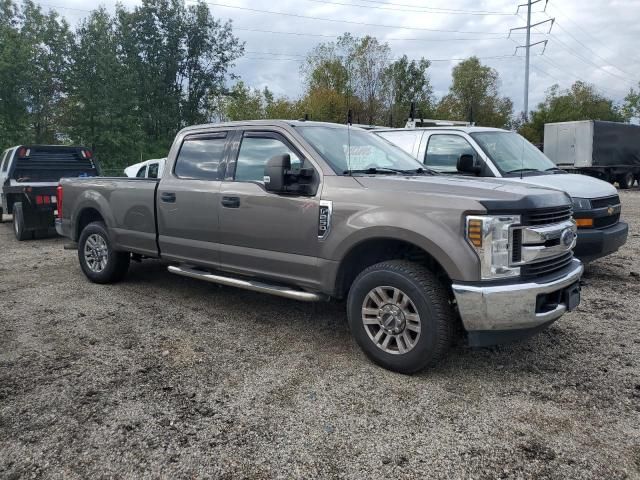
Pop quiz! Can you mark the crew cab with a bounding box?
[57,121,583,373]
[374,126,628,263]
[0,145,99,240]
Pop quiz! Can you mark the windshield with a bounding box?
[297,125,425,174]
[470,131,557,175]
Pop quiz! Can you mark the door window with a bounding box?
[147,162,159,179]
[425,134,476,173]
[235,136,301,182]
[175,134,227,181]
[136,165,147,178]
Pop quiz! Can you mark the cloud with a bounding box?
[49,0,640,114]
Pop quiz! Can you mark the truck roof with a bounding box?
[180,120,362,134]
[375,126,508,134]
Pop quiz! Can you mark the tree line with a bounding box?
[1,0,639,173]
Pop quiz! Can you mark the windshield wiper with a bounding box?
[506,168,540,174]
[400,167,437,175]
[343,167,403,175]
[545,167,567,174]
[343,167,435,176]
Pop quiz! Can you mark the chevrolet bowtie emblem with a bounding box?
[607,206,615,215]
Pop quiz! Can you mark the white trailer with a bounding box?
[544,120,640,189]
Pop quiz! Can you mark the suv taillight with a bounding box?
[56,184,63,219]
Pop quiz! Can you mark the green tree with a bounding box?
[520,81,627,142]
[622,82,640,121]
[19,0,73,143]
[301,33,392,125]
[383,55,433,127]
[221,81,265,120]
[435,56,513,128]
[0,0,30,146]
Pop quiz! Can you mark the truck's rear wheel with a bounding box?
[347,260,454,374]
[13,203,32,241]
[78,221,130,283]
[618,172,634,189]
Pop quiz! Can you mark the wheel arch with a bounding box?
[333,234,463,299]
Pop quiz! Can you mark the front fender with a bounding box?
[325,208,480,282]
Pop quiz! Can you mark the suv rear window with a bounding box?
[175,135,227,181]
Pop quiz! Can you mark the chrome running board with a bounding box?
[168,265,327,302]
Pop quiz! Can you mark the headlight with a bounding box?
[466,215,521,280]
[572,197,591,211]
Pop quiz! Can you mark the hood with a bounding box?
[499,172,617,199]
[354,174,571,212]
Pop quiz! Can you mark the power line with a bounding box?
[535,53,628,98]
[550,18,637,79]
[242,53,529,63]
[200,1,520,35]
[302,0,515,16]
[546,1,640,64]
[519,9,637,91]
[328,0,514,15]
[236,26,538,43]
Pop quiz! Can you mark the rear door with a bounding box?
[156,131,230,268]
[557,125,577,166]
[217,129,323,288]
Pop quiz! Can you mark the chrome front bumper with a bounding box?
[452,259,584,334]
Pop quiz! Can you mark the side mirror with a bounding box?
[457,154,482,175]
[264,154,291,192]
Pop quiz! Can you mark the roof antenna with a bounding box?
[407,101,416,129]
[347,109,353,174]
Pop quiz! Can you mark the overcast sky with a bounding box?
[46,0,640,115]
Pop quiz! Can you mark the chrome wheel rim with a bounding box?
[84,233,109,273]
[362,286,421,355]
[14,215,19,235]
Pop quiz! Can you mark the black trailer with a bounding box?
[0,145,100,240]
[544,120,640,189]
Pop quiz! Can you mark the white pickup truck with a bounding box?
[375,125,628,263]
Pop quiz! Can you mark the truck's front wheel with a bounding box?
[347,260,454,374]
[78,221,130,284]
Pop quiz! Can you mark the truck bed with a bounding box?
[59,177,160,257]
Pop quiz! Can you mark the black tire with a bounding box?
[347,260,454,374]
[618,172,634,189]
[78,221,130,284]
[0,205,4,223]
[13,202,33,241]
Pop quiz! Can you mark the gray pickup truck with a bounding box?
[57,121,583,373]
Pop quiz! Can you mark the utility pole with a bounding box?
[509,0,554,120]
[524,0,531,121]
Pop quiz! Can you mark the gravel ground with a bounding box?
[1,190,639,479]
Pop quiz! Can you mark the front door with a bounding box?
[217,130,322,288]
[157,131,229,268]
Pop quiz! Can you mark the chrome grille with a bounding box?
[522,206,573,226]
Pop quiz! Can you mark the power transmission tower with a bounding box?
[509,0,554,120]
